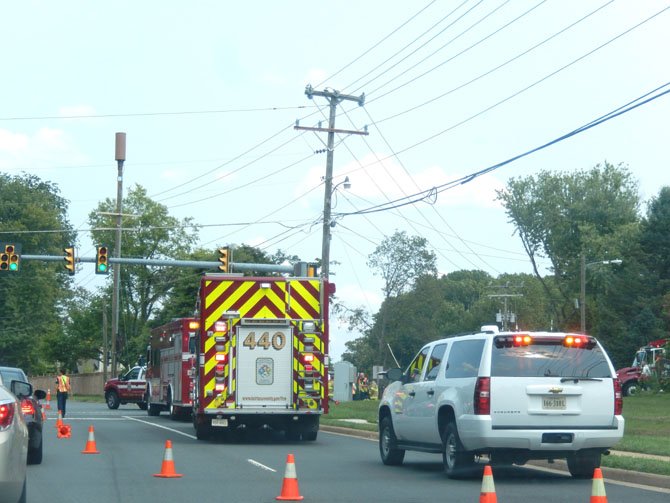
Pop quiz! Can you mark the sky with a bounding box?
[1,1,669,362]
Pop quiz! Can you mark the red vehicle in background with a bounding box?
[616,338,668,396]
[145,318,198,419]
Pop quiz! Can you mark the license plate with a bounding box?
[542,396,566,410]
[212,418,228,427]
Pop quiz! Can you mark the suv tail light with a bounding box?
[613,379,623,415]
[0,402,16,430]
[474,377,490,415]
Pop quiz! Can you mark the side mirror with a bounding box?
[385,368,404,382]
[10,380,33,399]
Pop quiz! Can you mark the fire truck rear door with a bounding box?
[236,321,292,409]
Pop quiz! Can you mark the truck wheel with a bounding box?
[137,402,148,410]
[567,450,601,479]
[168,390,179,420]
[195,419,211,440]
[146,390,161,416]
[106,391,120,410]
[379,416,405,465]
[622,381,639,397]
[442,421,475,478]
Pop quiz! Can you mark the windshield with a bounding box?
[491,341,612,378]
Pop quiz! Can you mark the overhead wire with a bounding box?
[334,82,670,217]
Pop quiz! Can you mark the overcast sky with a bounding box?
[2,1,669,361]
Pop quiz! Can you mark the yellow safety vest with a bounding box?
[57,375,70,393]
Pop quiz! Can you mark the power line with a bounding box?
[335,82,670,218]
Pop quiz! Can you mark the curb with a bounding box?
[321,424,670,490]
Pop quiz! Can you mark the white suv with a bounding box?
[378,330,624,478]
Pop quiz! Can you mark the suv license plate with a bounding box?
[542,397,566,410]
[212,418,228,427]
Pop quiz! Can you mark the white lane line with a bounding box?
[247,459,277,472]
[123,416,197,440]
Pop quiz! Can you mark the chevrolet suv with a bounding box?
[378,330,624,478]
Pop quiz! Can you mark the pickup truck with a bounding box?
[103,366,147,410]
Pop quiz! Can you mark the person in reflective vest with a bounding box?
[56,368,71,417]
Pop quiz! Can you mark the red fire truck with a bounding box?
[192,272,333,440]
[145,318,199,419]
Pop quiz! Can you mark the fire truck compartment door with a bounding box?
[236,325,292,409]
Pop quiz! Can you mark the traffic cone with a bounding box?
[590,468,607,502]
[153,440,183,478]
[480,464,497,503]
[57,423,71,439]
[276,453,303,501]
[45,389,51,410]
[81,425,100,454]
[55,410,63,429]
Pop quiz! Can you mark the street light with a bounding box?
[322,176,351,277]
[580,254,622,332]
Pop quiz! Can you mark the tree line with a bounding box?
[1,162,668,374]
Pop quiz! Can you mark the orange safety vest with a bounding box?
[57,375,70,393]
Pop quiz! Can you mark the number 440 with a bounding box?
[243,331,286,350]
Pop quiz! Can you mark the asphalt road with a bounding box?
[27,401,670,503]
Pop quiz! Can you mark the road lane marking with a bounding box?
[124,416,197,440]
[247,459,276,472]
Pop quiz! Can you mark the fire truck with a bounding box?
[616,338,669,396]
[145,318,199,419]
[192,272,333,441]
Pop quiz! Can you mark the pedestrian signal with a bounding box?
[64,246,76,275]
[218,247,231,273]
[96,246,109,275]
[0,243,21,272]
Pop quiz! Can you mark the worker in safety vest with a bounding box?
[55,368,71,417]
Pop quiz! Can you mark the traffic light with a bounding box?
[218,247,231,273]
[96,246,109,275]
[64,246,76,275]
[0,243,21,272]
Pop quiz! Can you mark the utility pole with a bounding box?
[296,85,367,279]
[111,132,126,377]
[488,282,524,331]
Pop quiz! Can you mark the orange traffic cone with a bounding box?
[276,453,303,501]
[55,410,63,429]
[57,423,71,439]
[45,389,51,410]
[153,440,183,478]
[590,468,607,502]
[480,464,497,503]
[81,425,100,454]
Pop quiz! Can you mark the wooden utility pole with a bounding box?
[295,85,367,279]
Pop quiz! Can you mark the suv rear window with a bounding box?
[491,338,612,378]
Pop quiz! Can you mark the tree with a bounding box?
[88,184,199,367]
[0,173,76,373]
[496,162,639,330]
[341,231,438,370]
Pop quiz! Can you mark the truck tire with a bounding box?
[442,421,475,478]
[137,401,148,410]
[379,416,405,465]
[567,450,601,479]
[106,391,120,410]
[622,380,639,397]
[146,389,161,416]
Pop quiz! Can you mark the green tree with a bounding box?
[496,162,639,331]
[0,173,75,373]
[88,185,199,368]
[341,231,438,370]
